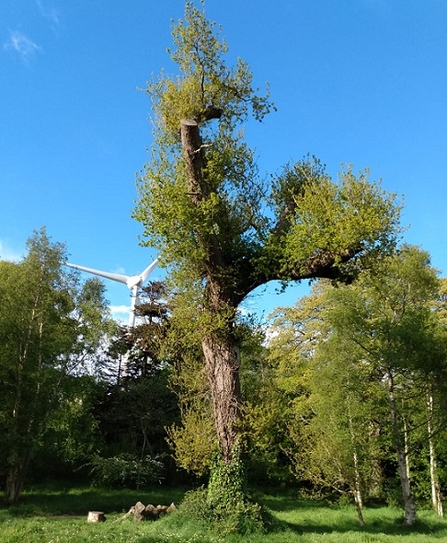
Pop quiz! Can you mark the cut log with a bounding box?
[87,511,106,523]
[114,501,176,522]
[144,504,159,518]
[166,502,176,514]
[133,501,147,522]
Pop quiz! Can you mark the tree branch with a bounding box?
[180,119,225,273]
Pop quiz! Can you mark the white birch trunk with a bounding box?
[347,402,365,525]
[352,448,365,526]
[402,412,411,481]
[427,392,443,516]
[387,371,417,525]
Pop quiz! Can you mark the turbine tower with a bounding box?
[66,259,158,327]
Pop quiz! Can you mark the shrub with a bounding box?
[178,447,265,535]
[89,453,164,489]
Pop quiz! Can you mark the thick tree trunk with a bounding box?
[180,118,243,464]
[202,334,242,463]
[387,372,416,526]
[4,457,29,505]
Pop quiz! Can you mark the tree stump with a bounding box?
[87,511,106,522]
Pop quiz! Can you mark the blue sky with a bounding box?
[1,0,447,322]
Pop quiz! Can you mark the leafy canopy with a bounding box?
[134,1,402,324]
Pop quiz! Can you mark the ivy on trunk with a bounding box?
[134,0,401,497]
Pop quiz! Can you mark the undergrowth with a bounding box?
[1,485,447,542]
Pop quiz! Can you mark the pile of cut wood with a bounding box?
[115,501,176,522]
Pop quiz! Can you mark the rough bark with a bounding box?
[180,119,225,273]
[179,117,364,465]
[202,333,242,463]
[181,118,242,462]
[4,459,28,506]
[180,119,207,199]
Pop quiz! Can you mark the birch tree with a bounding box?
[324,245,444,525]
[0,229,113,504]
[268,284,385,525]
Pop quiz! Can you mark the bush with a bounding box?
[178,448,265,535]
[89,453,164,489]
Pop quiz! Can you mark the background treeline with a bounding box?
[1,229,446,525]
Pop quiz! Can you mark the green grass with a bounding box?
[1,486,446,542]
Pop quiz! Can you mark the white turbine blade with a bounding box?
[66,257,159,329]
[66,262,129,285]
[139,258,159,284]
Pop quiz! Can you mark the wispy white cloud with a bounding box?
[3,30,42,62]
[110,304,130,324]
[0,240,23,262]
[3,2,60,62]
[35,0,60,30]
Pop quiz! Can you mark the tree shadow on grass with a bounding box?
[270,516,447,538]
[260,495,329,513]
[1,485,186,518]
[258,494,447,539]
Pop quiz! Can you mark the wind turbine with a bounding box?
[66,259,158,327]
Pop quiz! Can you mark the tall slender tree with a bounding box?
[268,284,385,524]
[134,0,401,496]
[0,228,114,504]
[322,245,445,525]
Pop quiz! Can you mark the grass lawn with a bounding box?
[1,486,446,542]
